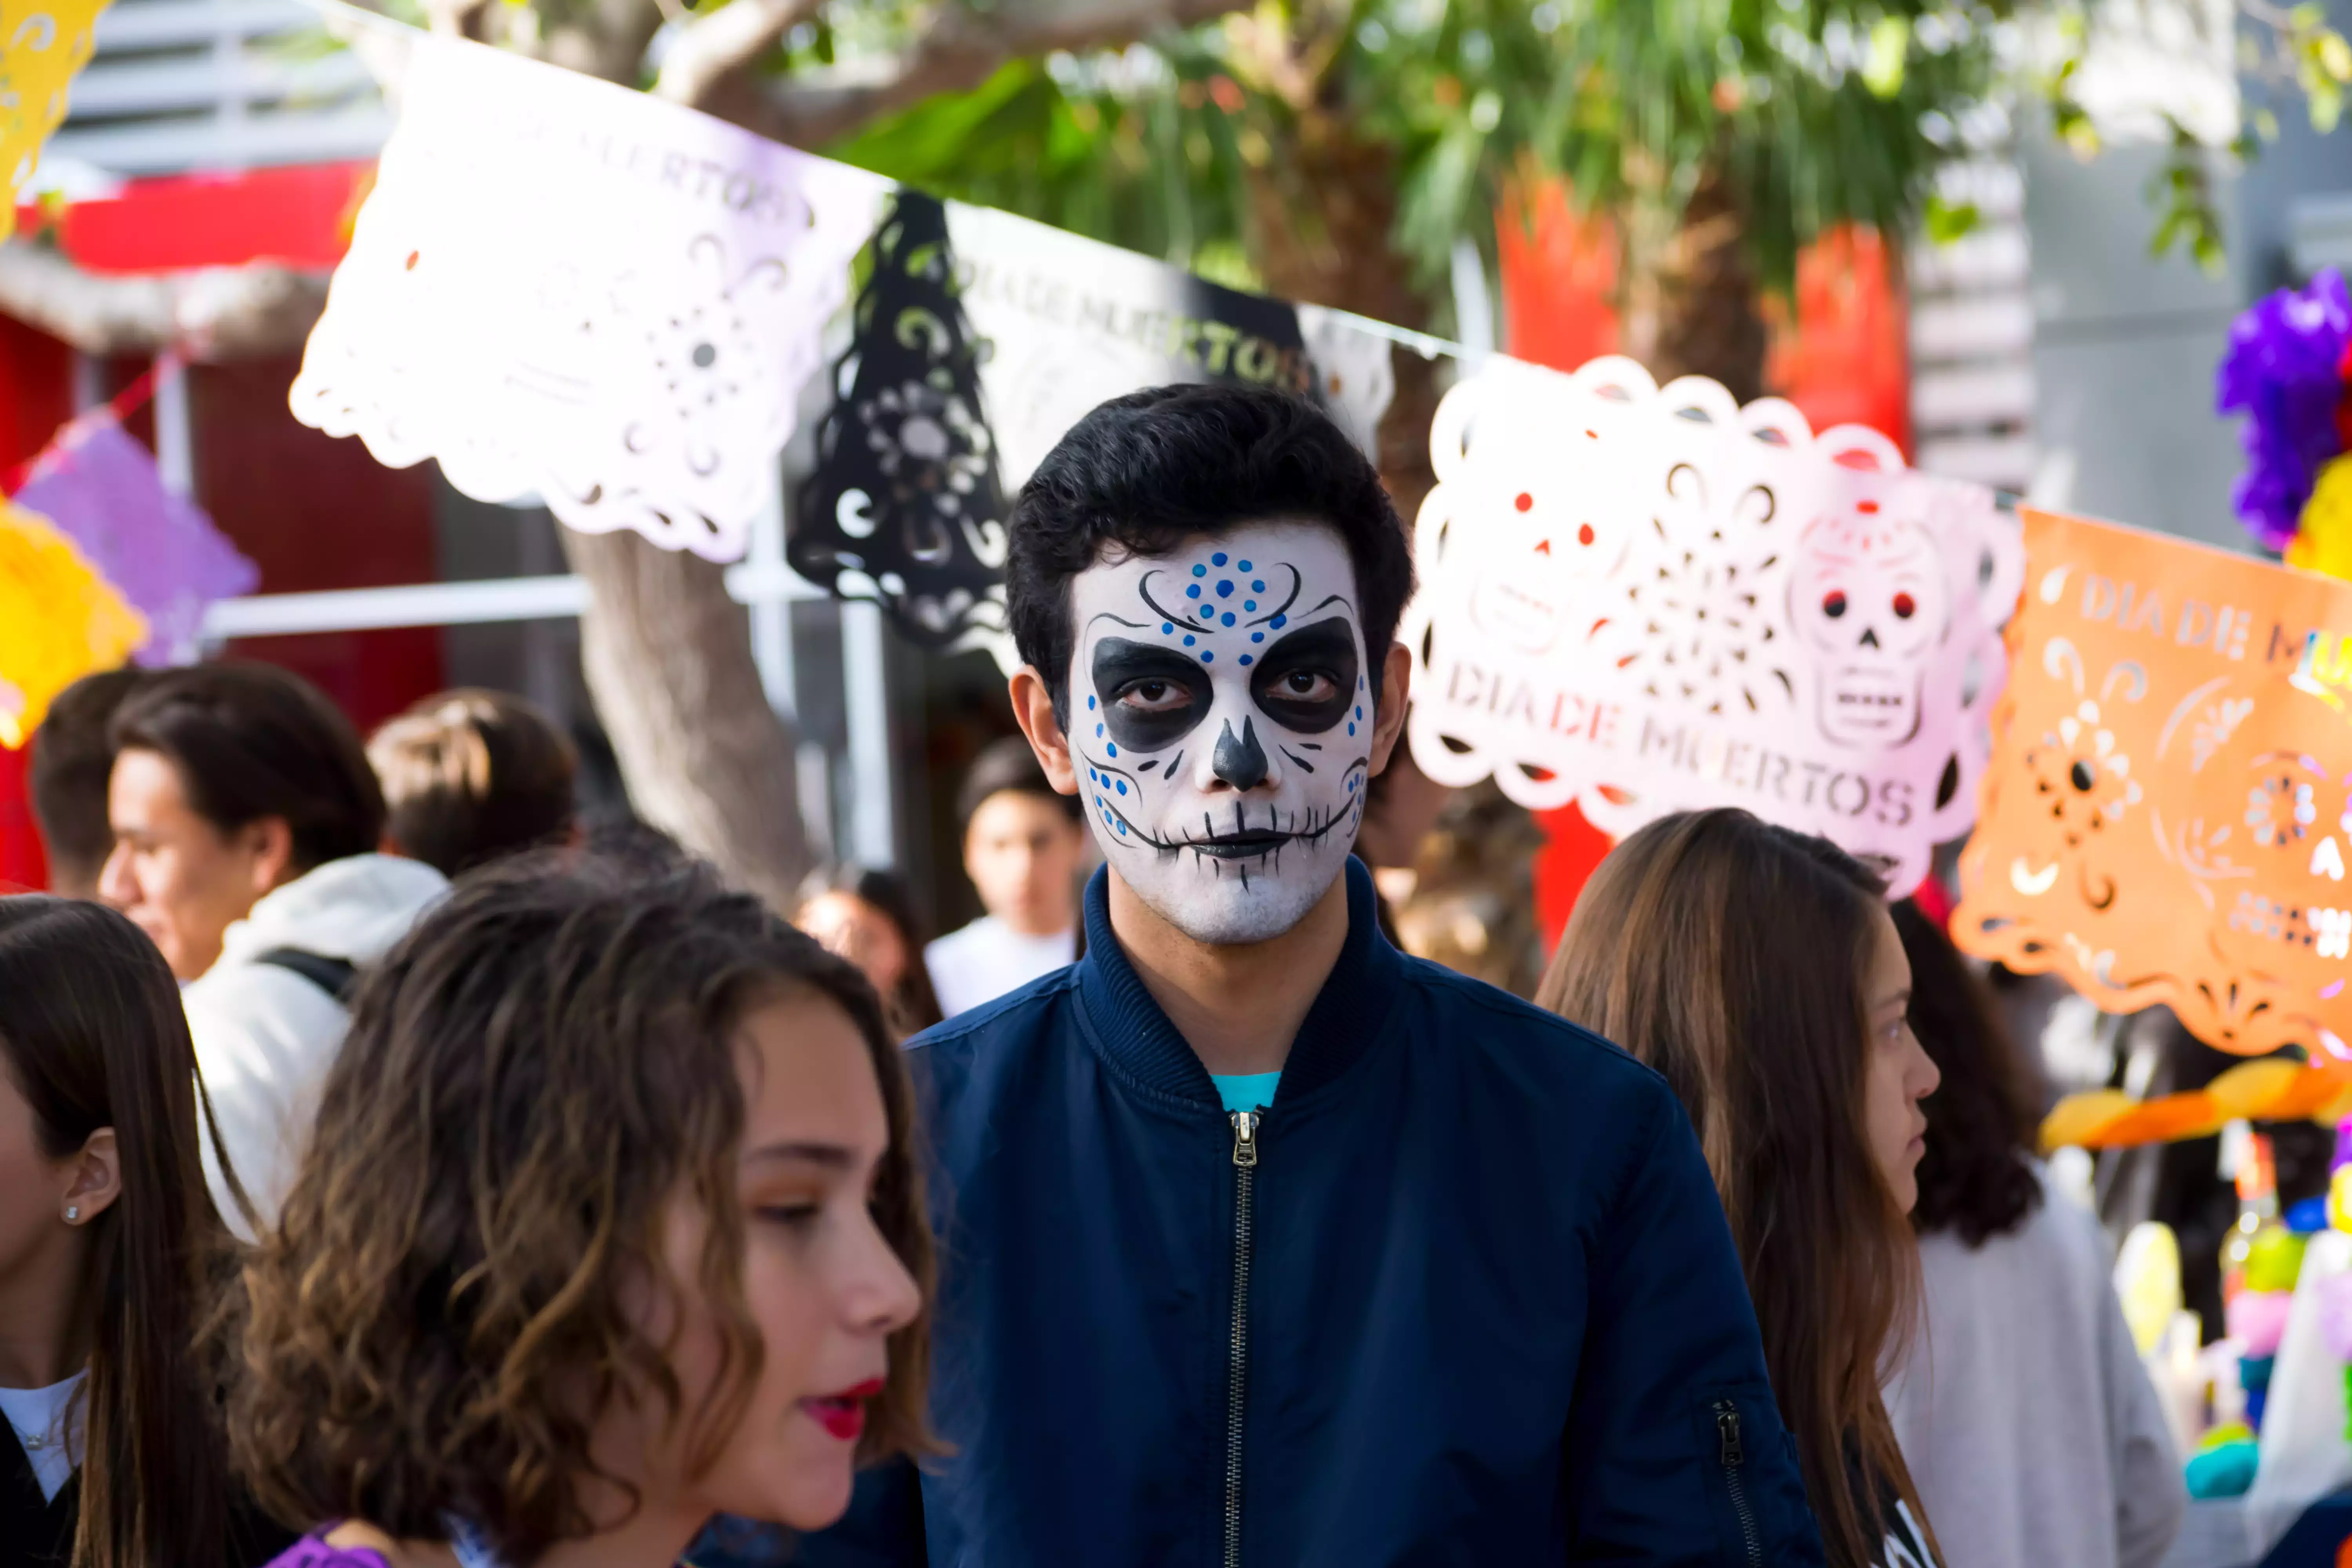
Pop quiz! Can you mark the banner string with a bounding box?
[223,0,1487,374]
[0,352,178,498]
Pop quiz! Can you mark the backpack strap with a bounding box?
[251,947,361,1005]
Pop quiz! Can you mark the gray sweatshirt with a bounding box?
[1884,1169,2186,1568]
[188,853,449,1239]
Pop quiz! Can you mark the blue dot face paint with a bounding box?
[1065,522,1377,947]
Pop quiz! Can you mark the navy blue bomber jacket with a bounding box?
[800,860,1826,1566]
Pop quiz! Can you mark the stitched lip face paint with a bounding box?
[1067,521,1373,945]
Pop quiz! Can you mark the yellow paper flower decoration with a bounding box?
[2286,455,2352,581]
[0,500,144,747]
[0,0,111,240]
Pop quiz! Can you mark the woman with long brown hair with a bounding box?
[225,851,933,1568]
[1538,808,1944,1568]
[0,896,287,1568]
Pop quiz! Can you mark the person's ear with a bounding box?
[241,817,298,895]
[1365,642,1413,776]
[60,1127,121,1228]
[1009,668,1080,796]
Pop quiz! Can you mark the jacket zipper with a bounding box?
[1224,1110,1259,1568]
[1713,1398,1762,1568]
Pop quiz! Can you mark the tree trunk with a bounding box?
[1241,118,1439,522]
[1615,162,1768,401]
[512,22,824,910]
[560,526,813,911]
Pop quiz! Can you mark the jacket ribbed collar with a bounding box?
[1073,856,1404,1109]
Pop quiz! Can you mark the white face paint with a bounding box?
[1066,521,1374,946]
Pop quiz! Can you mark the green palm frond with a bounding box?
[829,0,2010,309]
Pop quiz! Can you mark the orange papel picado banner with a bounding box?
[1956,507,2352,1060]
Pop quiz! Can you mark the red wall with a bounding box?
[191,356,444,735]
[0,319,74,887]
[0,165,439,889]
[0,341,445,888]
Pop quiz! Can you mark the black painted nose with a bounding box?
[1859,626,1881,649]
[1212,716,1269,791]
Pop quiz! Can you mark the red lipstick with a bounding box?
[804,1379,885,1442]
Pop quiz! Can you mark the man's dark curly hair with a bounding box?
[1007,383,1414,726]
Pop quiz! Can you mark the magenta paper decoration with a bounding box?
[1401,354,2024,896]
[12,416,258,665]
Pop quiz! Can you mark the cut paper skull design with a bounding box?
[785,194,1399,663]
[1402,353,2020,896]
[1068,523,1377,946]
[290,36,889,562]
[1954,507,2352,1058]
[795,189,1011,665]
[1790,505,1950,749]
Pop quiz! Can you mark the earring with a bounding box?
[63,1207,78,1223]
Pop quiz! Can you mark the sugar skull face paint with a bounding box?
[1067,521,1374,946]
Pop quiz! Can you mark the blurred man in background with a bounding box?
[367,688,578,878]
[101,662,446,1234]
[25,668,148,900]
[925,735,1087,1018]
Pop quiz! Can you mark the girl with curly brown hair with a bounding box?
[1538,808,1945,1568]
[225,853,933,1568]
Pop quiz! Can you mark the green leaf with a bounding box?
[2315,85,2345,134]
[2322,30,2352,81]
[1924,193,1980,245]
[1863,15,1909,99]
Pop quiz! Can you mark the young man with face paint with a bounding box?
[802,386,1824,1566]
